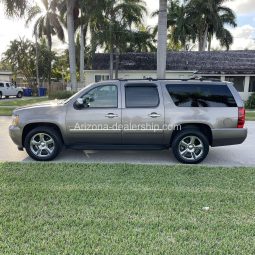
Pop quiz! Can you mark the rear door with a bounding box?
[121,81,165,145]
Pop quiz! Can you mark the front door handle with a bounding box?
[105,113,118,118]
[149,112,161,118]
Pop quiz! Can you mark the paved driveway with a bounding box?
[0,116,254,166]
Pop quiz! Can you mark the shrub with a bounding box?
[48,90,75,100]
[245,93,255,109]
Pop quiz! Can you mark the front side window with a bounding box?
[125,85,159,108]
[81,85,118,108]
[6,83,10,88]
[166,84,237,107]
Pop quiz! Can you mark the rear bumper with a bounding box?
[9,125,23,149]
[211,128,247,147]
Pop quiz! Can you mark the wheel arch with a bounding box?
[170,123,213,147]
[22,122,64,147]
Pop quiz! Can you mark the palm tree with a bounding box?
[101,0,147,79]
[157,0,168,79]
[26,0,65,88]
[186,0,236,51]
[1,0,27,16]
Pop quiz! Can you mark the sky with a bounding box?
[0,0,255,59]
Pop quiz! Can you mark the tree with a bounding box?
[65,0,77,91]
[3,38,55,86]
[26,0,65,88]
[0,0,27,16]
[98,0,147,79]
[157,0,168,79]
[186,0,236,51]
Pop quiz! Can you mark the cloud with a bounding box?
[211,25,255,50]
[225,0,255,15]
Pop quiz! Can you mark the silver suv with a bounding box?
[9,78,247,164]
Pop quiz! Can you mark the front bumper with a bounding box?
[211,128,248,147]
[9,125,23,149]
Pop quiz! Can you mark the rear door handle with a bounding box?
[105,113,119,118]
[149,112,161,118]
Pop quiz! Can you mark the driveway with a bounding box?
[0,116,254,166]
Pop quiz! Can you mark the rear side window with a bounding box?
[0,83,4,87]
[166,84,237,107]
[125,85,159,108]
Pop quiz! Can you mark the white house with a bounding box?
[83,51,255,101]
[0,71,13,82]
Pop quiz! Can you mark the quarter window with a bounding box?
[125,85,159,108]
[166,84,237,107]
[249,77,255,92]
[82,85,118,108]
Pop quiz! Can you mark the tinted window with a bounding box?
[125,85,159,108]
[225,76,244,92]
[82,85,117,108]
[6,83,10,87]
[0,83,4,87]
[249,77,255,92]
[166,84,237,107]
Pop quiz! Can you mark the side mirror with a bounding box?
[74,98,85,109]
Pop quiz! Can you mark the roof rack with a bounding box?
[116,76,222,82]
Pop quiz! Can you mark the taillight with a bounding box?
[237,107,245,128]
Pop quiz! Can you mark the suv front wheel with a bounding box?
[24,127,63,161]
[172,129,209,164]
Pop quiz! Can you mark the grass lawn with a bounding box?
[0,107,14,116]
[1,163,255,254]
[246,112,255,121]
[0,97,49,107]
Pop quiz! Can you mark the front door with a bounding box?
[65,83,122,145]
[121,82,165,145]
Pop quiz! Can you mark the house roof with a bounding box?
[90,51,255,75]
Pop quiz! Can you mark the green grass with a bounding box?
[246,112,255,121]
[1,163,255,254]
[0,108,14,116]
[0,97,49,107]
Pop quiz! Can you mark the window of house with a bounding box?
[81,85,117,108]
[249,77,255,92]
[125,84,159,108]
[95,75,110,83]
[166,84,237,107]
[225,76,245,92]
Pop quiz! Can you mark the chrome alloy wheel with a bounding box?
[178,136,204,161]
[30,133,55,158]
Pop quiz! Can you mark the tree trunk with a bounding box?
[109,21,114,80]
[35,31,40,87]
[80,24,85,84]
[208,34,212,51]
[157,0,168,79]
[66,0,77,91]
[115,49,120,79]
[202,24,209,51]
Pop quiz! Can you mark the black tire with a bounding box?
[17,91,23,98]
[0,92,2,99]
[172,129,209,164]
[24,127,63,161]
[5,96,9,99]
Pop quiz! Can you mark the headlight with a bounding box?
[12,115,20,126]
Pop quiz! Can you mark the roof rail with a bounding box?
[116,76,222,82]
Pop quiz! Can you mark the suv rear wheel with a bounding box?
[172,129,209,164]
[0,92,2,99]
[17,91,23,98]
[24,127,63,161]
